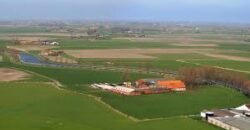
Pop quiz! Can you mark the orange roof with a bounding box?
[157,80,186,89]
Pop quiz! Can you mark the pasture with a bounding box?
[92,86,250,119]
[0,82,221,130]
[5,64,250,120]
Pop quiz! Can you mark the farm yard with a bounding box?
[0,24,250,130]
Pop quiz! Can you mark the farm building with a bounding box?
[136,79,186,91]
[111,86,139,96]
[136,79,158,88]
[40,40,59,46]
[91,84,139,96]
[157,80,186,91]
[235,104,250,112]
[201,105,250,130]
[90,79,186,96]
[91,84,114,90]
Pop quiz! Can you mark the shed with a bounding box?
[157,80,186,91]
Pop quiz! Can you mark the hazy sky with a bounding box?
[0,0,249,23]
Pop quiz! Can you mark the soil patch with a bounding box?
[0,68,30,82]
[64,49,216,59]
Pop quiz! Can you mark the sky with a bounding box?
[0,0,249,23]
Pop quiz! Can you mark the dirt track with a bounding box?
[0,68,30,81]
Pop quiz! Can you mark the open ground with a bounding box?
[0,68,30,81]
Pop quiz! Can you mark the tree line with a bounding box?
[179,67,250,96]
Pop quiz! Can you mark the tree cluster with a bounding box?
[179,67,250,96]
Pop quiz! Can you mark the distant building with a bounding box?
[201,105,250,130]
[40,40,59,46]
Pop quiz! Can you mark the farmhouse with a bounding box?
[201,105,250,130]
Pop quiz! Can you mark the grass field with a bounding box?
[4,63,249,120]
[6,63,158,87]
[186,60,250,72]
[76,53,217,71]
[56,38,176,49]
[0,82,222,130]
[92,86,250,119]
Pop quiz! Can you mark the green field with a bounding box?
[4,64,249,120]
[92,86,250,119]
[187,59,250,72]
[56,38,177,49]
[0,82,221,130]
[75,54,217,71]
[8,64,157,87]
